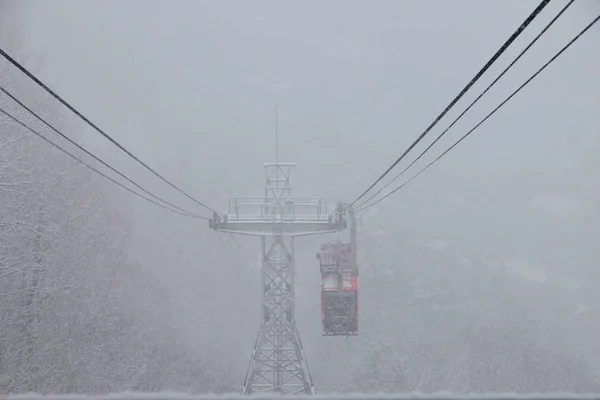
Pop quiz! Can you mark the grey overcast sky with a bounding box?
[3,0,599,203]
[2,0,600,389]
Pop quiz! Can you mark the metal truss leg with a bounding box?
[242,235,315,395]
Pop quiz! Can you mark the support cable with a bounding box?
[356,0,575,210]
[0,104,206,219]
[0,47,217,214]
[218,232,238,269]
[228,232,242,249]
[349,0,552,207]
[357,12,600,213]
[0,85,209,219]
[225,234,243,267]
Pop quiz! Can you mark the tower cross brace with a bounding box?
[210,162,345,395]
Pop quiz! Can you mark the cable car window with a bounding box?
[324,290,356,316]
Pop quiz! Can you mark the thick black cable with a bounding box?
[357,13,600,213]
[0,85,209,220]
[350,0,552,207]
[0,47,217,214]
[0,104,207,219]
[356,0,575,210]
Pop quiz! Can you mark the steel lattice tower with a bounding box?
[210,162,345,395]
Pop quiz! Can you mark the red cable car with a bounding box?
[317,207,359,336]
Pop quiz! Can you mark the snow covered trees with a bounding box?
[0,37,230,394]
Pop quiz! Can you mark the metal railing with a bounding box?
[226,197,330,222]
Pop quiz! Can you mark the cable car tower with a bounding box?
[209,159,345,394]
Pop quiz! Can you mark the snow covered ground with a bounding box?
[3,393,600,400]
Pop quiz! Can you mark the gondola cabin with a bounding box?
[317,242,358,336]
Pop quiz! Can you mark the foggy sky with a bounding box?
[3,1,599,199]
[2,0,599,387]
